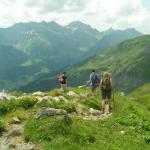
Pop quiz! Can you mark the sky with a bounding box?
[0,0,150,33]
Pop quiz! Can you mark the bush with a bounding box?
[0,97,37,116]
[11,91,24,97]
[17,98,37,109]
[24,117,96,145]
[0,121,5,133]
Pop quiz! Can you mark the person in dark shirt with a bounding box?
[89,69,99,97]
[59,72,67,92]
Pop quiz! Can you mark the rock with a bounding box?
[78,85,86,88]
[11,117,21,124]
[80,93,88,98]
[35,96,43,101]
[120,92,125,96]
[89,108,102,116]
[120,130,125,135]
[8,143,16,149]
[67,91,80,98]
[32,91,44,96]
[16,96,32,100]
[36,97,51,105]
[63,115,72,125]
[7,128,22,138]
[52,96,68,103]
[58,96,68,103]
[52,97,60,102]
[36,108,67,118]
[28,145,35,150]
[75,104,87,115]
[0,92,11,101]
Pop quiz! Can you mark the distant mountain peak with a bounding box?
[68,21,89,26]
[107,27,115,31]
[68,21,93,29]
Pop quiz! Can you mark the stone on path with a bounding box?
[35,108,67,118]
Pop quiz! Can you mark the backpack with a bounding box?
[101,78,111,90]
[91,73,99,86]
[59,75,65,84]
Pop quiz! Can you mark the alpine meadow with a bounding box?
[0,0,150,150]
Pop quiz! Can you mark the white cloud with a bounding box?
[0,0,150,33]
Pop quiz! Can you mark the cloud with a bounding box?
[0,0,150,33]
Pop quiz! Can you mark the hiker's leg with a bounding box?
[91,87,96,97]
[64,84,67,92]
[108,90,112,112]
[105,99,109,114]
[105,92,109,114]
[101,90,106,113]
[101,100,105,113]
[61,84,65,92]
[60,84,63,92]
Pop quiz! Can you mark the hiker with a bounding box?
[89,69,99,97]
[100,72,113,114]
[59,72,67,92]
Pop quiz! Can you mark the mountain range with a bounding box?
[0,21,142,90]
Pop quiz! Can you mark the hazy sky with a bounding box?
[0,0,150,33]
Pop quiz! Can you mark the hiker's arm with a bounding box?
[110,79,113,89]
[89,74,92,81]
[66,77,68,85]
[100,79,102,88]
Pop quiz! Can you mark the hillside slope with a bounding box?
[0,84,150,150]
[21,35,150,92]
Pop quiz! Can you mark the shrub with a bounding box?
[0,121,5,133]
[17,98,37,109]
[0,97,37,116]
[24,117,96,145]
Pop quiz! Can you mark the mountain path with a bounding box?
[0,121,40,150]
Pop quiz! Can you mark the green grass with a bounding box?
[23,86,150,150]
[0,85,150,149]
[0,120,5,133]
[0,97,37,116]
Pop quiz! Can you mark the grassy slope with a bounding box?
[68,35,150,91]
[21,35,150,92]
[1,84,150,150]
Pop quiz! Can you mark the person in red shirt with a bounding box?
[59,72,67,92]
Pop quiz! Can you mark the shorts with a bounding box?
[91,84,97,91]
[101,90,111,99]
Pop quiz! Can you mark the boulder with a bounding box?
[89,108,102,116]
[52,96,68,103]
[67,91,80,98]
[120,92,125,96]
[36,97,51,105]
[80,93,88,98]
[11,117,22,124]
[78,85,86,88]
[7,128,22,138]
[16,95,32,100]
[36,108,67,118]
[32,91,44,96]
[58,96,68,103]
[75,104,87,115]
[52,97,60,102]
[0,92,11,101]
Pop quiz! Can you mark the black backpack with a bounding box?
[91,74,99,86]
